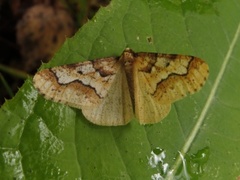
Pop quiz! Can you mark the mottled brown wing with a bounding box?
[33,57,134,126]
[133,53,209,124]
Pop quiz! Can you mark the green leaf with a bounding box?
[1,0,240,179]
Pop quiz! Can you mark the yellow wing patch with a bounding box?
[33,49,209,126]
[130,52,209,124]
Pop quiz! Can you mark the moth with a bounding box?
[33,49,209,126]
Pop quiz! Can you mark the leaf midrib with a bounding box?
[166,22,240,179]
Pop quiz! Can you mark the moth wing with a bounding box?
[134,53,209,124]
[33,57,119,107]
[33,57,134,126]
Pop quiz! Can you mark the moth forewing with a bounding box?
[132,53,209,124]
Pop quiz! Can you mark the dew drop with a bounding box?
[176,146,210,179]
[148,147,169,178]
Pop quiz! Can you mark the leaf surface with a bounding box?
[1,0,240,179]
